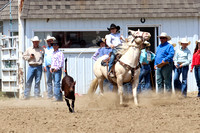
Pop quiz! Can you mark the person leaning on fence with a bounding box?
[50,40,64,101]
[92,38,106,61]
[190,39,200,97]
[43,35,56,99]
[23,36,45,99]
[137,41,155,93]
[173,38,191,97]
[154,32,175,94]
[106,23,125,78]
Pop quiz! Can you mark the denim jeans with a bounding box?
[156,62,173,93]
[24,65,42,98]
[174,65,189,96]
[52,69,63,101]
[108,48,117,72]
[137,65,151,93]
[194,66,200,96]
[46,66,53,98]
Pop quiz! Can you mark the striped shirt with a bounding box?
[51,49,64,70]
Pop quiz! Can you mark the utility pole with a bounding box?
[18,0,25,99]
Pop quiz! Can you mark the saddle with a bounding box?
[101,53,122,79]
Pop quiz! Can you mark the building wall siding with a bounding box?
[2,17,200,94]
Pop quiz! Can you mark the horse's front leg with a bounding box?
[117,75,124,105]
[132,70,140,106]
[98,78,104,96]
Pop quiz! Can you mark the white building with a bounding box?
[0,0,200,95]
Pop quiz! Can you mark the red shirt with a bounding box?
[191,49,200,69]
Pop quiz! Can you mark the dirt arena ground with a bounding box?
[0,91,200,133]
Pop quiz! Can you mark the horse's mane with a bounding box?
[117,42,130,55]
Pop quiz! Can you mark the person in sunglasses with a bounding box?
[154,32,175,94]
[50,40,64,101]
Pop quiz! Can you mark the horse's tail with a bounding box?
[88,78,98,95]
[65,58,68,75]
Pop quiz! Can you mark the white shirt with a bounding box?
[106,33,123,47]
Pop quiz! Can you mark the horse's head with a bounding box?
[128,30,151,45]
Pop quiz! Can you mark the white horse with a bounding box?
[88,30,151,105]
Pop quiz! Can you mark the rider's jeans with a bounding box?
[108,48,117,72]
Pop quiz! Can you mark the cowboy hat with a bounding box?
[96,39,104,46]
[107,23,120,31]
[31,36,41,42]
[158,32,171,41]
[143,41,151,47]
[168,41,176,47]
[178,38,191,45]
[44,35,56,41]
[195,39,200,45]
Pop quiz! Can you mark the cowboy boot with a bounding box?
[109,71,115,78]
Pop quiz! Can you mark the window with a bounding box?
[35,31,109,48]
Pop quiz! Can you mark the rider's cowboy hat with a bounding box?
[44,35,56,42]
[144,41,151,47]
[195,39,200,45]
[31,36,41,42]
[168,41,176,47]
[178,38,191,45]
[96,39,104,46]
[158,32,171,41]
[107,23,120,31]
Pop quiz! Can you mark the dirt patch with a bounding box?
[0,92,200,133]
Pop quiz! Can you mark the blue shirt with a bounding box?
[99,47,112,57]
[44,46,54,67]
[140,49,155,64]
[154,42,175,65]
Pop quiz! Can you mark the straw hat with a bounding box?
[44,35,56,41]
[168,41,176,47]
[144,41,151,47]
[31,36,41,42]
[158,32,171,41]
[178,38,191,46]
[195,39,200,45]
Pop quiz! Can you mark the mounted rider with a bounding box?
[106,23,125,77]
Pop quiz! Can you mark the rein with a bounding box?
[118,60,140,83]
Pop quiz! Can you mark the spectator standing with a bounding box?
[43,35,56,99]
[154,32,175,93]
[50,40,64,101]
[137,41,155,93]
[174,38,191,97]
[190,39,200,97]
[23,36,45,99]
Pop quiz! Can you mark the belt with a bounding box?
[47,65,51,67]
[29,64,42,67]
[177,62,183,65]
[142,64,149,66]
[195,65,200,67]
